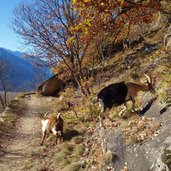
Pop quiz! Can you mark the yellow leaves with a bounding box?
[84,19,91,27]
[118,0,125,6]
[70,26,75,33]
[72,0,91,11]
[71,0,161,44]
[68,18,91,41]
[72,0,77,4]
[82,19,92,35]
[141,0,151,5]
[66,36,75,45]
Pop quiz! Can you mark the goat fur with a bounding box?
[40,113,64,145]
[97,74,155,127]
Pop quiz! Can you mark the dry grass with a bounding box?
[0,92,18,110]
[62,162,83,171]
[53,151,70,167]
[123,117,161,145]
[71,144,85,158]
[24,38,170,170]
[0,99,23,147]
[0,21,170,171]
[71,136,84,144]
[52,139,85,170]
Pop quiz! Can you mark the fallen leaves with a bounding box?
[123,117,161,145]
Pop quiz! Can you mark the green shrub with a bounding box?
[71,136,84,144]
[62,162,83,171]
[72,145,85,157]
[59,142,75,155]
[53,151,70,166]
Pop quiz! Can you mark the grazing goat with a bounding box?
[39,112,64,145]
[97,74,155,127]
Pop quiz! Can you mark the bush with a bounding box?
[53,151,70,167]
[62,162,83,171]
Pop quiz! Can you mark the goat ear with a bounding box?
[45,111,49,116]
[38,112,43,118]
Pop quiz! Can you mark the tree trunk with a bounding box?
[4,91,7,107]
[75,75,86,95]
[0,94,5,110]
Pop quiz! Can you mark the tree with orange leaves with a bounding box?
[72,0,162,43]
[11,0,89,94]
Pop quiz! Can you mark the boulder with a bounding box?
[164,24,171,52]
[100,98,171,171]
[38,74,65,96]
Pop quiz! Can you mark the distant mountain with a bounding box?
[6,49,24,58]
[0,48,51,92]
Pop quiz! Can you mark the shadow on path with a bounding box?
[64,129,83,141]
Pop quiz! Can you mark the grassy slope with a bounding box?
[50,25,171,170]
[0,22,170,171]
[33,24,170,170]
[0,99,23,150]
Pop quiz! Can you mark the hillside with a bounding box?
[0,14,171,171]
[0,48,51,92]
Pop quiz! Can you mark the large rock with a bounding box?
[38,74,65,96]
[100,99,171,171]
[164,24,171,52]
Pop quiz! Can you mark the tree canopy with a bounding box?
[72,0,162,42]
[12,0,89,93]
[11,0,163,94]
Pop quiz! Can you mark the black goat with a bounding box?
[97,74,155,127]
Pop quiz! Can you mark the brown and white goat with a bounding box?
[97,74,155,127]
[39,112,64,145]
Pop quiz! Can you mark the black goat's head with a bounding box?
[144,74,156,93]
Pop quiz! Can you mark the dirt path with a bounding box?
[0,96,43,171]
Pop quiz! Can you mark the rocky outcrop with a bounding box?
[164,24,171,52]
[100,98,171,171]
[37,74,65,96]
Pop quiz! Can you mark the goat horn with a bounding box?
[144,74,151,83]
[45,111,49,116]
[57,113,61,119]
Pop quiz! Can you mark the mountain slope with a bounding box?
[0,48,49,92]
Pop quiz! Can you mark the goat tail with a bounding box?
[92,96,98,104]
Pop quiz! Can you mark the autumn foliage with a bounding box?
[11,0,162,95]
[72,0,162,42]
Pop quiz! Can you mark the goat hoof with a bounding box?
[101,125,106,129]
[119,113,123,117]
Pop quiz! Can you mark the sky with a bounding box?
[0,0,26,51]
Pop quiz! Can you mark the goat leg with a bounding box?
[99,115,106,129]
[105,114,115,122]
[119,104,127,117]
[60,130,64,143]
[103,108,115,122]
[131,98,136,112]
[40,130,47,146]
[55,134,58,145]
